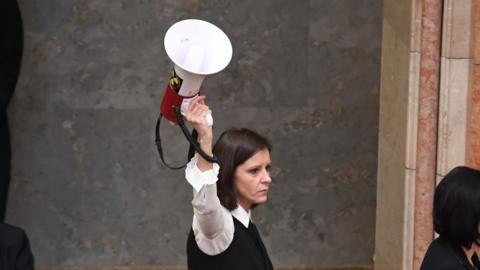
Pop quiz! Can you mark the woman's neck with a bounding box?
[474,244,480,258]
[463,243,480,266]
[237,199,251,212]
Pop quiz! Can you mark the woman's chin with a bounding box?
[255,195,268,204]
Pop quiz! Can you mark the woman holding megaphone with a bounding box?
[183,96,274,270]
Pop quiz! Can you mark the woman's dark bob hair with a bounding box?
[213,128,271,210]
[434,166,480,248]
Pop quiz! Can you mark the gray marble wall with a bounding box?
[6,0,382,267]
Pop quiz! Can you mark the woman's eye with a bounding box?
[248,168,259,174]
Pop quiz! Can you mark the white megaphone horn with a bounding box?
[160,19,233,126]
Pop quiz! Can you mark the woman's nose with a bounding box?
[262,170,272,183]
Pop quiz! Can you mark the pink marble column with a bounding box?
[413,0,442,269]
[467,0,480,168]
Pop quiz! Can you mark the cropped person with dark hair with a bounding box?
[183,96,274,270]
[0,222,34,270]
[1,0,23,222]
[420,166,480,270]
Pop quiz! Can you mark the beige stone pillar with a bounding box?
[375,0,421,269]
[467,0,480,167]
[438,0,472,176]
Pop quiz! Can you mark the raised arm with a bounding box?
[184,96,234,255]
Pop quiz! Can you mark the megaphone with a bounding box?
[155,19,233,169]
[160,19,233,126]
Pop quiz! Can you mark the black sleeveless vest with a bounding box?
[187,217,274,270]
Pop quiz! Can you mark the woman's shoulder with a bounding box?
[0,222,29,247]
[420,237,469,270]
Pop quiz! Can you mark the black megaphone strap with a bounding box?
[174,106,219,164]
[154,106,219,170]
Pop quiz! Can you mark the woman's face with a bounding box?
[234,148,272,210]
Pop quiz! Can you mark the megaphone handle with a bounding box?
[175,106,219,164]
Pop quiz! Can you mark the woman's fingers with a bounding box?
[196,95,206,105]
[191,103,207,116]
[194,107,210,121]
[187,95,206,111]
[184,95,212,128]
[186,103,210,124]
[190,101,209,115]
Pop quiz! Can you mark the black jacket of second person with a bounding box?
[0,223,34,270]
[421,237,480,270]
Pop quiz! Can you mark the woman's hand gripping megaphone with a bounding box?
[181,95,213,127]
[183,95,214,141]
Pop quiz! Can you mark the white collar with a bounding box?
[231,205,251,228]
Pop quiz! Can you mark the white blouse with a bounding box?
[185,155,251,256]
